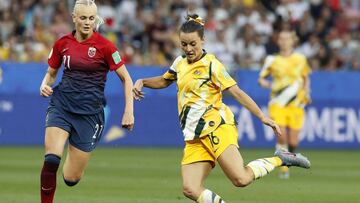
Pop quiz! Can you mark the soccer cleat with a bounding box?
[274,149,311,169]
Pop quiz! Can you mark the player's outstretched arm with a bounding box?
[116,65,134,131]
[133,76,173,100]
[40,66,58,97]
[226,85,282,137]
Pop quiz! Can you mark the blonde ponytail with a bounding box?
[94,15,104,31]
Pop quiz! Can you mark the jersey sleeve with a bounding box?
[162,56,182,81]
[259,55,274,78]
[48,40,62,69]
[105,43,125,71]
[211,59,237,91]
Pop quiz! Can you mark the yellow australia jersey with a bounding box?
[259,52,311,107]
[163,52,237,141]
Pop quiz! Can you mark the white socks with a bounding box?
[197,189,225,203]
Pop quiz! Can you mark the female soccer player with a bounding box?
[133,14,310,203]
[259,30,311,179]
[39,1,134,202]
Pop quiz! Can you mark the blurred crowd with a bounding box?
[0,0,359,71]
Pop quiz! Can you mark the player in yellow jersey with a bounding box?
[259,30,311,179]
[133,15,311,203]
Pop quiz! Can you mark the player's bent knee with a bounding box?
[62,174,81,187]
[182,185,199,200]
[231,177,252,187]
[63,177,80,187]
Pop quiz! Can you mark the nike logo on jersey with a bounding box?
[61,48,69,53]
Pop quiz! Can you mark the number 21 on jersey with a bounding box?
[63,55,71,70]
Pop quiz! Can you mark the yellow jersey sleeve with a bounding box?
[162,56,182,81]
[212,59,237,91]
[163,69,177,81]
[259,55,275,78]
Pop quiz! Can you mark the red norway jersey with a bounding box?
[47,31,125,114]
[48,31,124,72]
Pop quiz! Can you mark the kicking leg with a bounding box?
[220,145,310,182]
[218,145,283,184]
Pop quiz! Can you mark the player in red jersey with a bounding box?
[39,1,134,202]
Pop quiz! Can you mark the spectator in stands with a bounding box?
[33,0,55,27]
[0,10,14,43]
[0,0,358,71]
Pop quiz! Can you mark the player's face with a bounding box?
[278,32,294,51]
[72,5,97,36]
[179,31,204,63]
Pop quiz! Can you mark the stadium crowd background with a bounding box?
[0,0,358,71]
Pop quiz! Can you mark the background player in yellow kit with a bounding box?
[134,15,310,202]
[259,30,311,179]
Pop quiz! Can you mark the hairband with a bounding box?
[188,16,205,26]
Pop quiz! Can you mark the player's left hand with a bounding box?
[122,112,134,131]
[261,117,282,137]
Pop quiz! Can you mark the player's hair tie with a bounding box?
[187,16,205,26]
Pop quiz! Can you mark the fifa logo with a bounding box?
[88,47,96,57]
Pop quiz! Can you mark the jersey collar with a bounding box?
[183,49,207,64]
[70,30,98,44]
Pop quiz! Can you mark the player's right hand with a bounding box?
[261,117,282,137]
[40,85,53,97]
[133,79,145,100]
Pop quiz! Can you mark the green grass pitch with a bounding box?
[0,147,359,203]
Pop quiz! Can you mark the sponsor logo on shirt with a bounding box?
[193,70,201,75]
[88,47,96,57]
